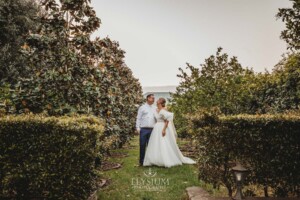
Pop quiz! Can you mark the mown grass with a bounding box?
[96,136,223,200]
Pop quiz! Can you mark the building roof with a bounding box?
[142,85,177,94]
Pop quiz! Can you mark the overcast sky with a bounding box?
[91,0,292,87]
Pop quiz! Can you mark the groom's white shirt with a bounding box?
[136,103,156,130]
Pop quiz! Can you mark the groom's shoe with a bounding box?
[134,162,143,167]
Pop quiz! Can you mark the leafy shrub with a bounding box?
[170,48,258,137]
[0,114,104,199]
[170,48,300,138]
[0,0,39,85]
[0,1,145,196]
[189,111,300,197]
[1,0,143,152]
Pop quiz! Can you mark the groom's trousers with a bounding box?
[139,127,153,165]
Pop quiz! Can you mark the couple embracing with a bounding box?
[136,94,196,168]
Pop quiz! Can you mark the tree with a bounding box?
[11,0,102,114]
[171,49,300,137]
[170,48,257,137]
[272,53,300,111]
[6,0,143,147]
[0,0,39,84]
[277,0,300,51]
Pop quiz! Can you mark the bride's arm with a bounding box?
[161,109,173,137]
[162,120,169,137]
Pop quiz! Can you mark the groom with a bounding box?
[136,94,156,166]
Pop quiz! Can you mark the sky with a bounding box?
[91,0,292,87]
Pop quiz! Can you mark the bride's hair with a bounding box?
[158,98,166,107]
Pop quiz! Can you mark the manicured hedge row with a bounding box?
[189,111,300,197]
[0,114,104,199]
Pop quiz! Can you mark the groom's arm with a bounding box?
[136,106,142,133]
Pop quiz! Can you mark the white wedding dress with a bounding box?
[143,109,196,168]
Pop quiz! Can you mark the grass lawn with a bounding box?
[96,136,221,200]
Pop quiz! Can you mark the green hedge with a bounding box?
[0,114,104,199]
[189,111,300,197]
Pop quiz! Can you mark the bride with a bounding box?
[143,97,196,168]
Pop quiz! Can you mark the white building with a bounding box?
[142,86,177,103]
